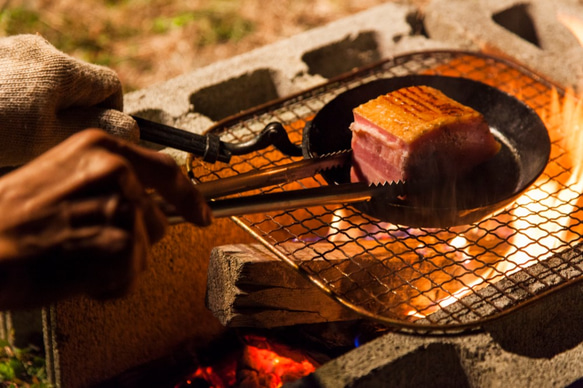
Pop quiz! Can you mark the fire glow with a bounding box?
[325,87,583,321]
[411,88,583,317]
[176,335,317,388]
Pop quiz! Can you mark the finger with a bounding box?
[91,165,169,244]
[123,145,212,226]
[68,218,149,299]
[59,107,140,143]
[0,223,145,308]
[58,195,126,228]
[70,129,212,226]
[65,194,166,243]
[130,193,168,243]
[87,204,152,300]
[88,224,149,300]
[44,144,170,244]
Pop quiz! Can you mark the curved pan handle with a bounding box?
[133,116,302,163]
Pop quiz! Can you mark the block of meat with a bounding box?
[349,85,501,184]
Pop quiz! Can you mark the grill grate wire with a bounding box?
[187,51,583,333]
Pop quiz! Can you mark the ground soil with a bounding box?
[2,0,428,92]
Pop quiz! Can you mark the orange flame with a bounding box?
[406,88,583,318]
[323,86,583,321]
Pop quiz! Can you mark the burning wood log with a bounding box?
[206,244,360,328]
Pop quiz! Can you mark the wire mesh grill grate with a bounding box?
[188,51,583,333]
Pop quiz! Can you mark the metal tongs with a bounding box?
[158,151,406,224]
[134,116,406,223]
[133,116,303,163]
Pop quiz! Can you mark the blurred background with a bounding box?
[0,0,401,92]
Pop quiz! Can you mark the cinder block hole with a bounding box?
[492,3,541,48]
[301,31,381,79]
[406,10,428,38]
[351,343,470,388]
[189,69,278,122]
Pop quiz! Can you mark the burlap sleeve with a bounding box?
[0,34,139,167]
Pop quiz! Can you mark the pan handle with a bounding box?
[133,116,302,163]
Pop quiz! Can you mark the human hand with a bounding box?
[0,34,139,167]
[0,129,211,309]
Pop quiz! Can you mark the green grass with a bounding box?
[0,5,118,65]
[0,2,254,61]
[153,9,254,46]
[0,1,256,90]
[0,339,49,388]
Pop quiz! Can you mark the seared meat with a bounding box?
[349,85,500,184]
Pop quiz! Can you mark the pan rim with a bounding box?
[303,75,551,227]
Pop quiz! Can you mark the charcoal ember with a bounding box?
[237,369,280,388]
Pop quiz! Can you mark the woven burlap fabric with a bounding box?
[0,34,139,167]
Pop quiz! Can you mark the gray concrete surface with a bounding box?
[424,0,583,91]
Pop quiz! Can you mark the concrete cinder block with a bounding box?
[423,0,583,90]
[40,0,583,384]
[39,0,583,385]
[288,283,583,388]
[0,309,43,348]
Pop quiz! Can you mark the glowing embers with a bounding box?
[176,335,317,388]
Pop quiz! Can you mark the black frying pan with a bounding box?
[302,75,551,227]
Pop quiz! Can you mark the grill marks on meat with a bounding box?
[388,87,468,125]
[349,85,501,184]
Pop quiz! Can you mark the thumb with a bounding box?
[58,107,140,143]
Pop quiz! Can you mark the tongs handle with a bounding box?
[133,116,302,163]
[133,116,231,163]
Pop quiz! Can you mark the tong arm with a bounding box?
[195,151,351,199]
[158,180,405,224]
[155,149,406,225]
[156,151,352,224]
